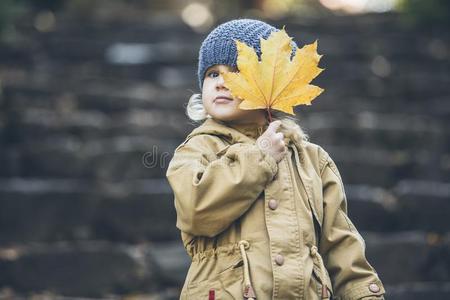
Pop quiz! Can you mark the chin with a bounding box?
[212,114,238,122]
[210,110,239,121]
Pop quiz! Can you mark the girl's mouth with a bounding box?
[214,96,233,104]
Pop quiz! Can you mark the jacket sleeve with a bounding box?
[318,148,385,300]
[166,135,278,237]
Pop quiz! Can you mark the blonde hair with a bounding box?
[186,93,209,122]
[186,93,309,144]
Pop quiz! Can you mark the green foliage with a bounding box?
[0,0,66,38]
[0,0,26,36]
[397,0,450,26]
[22,0,66,11]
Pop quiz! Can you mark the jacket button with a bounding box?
[368,283,380,293]
[274,254,284,266]
[268,199,278,210]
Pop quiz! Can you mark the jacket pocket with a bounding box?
[305,178,324,233]
[312,265,333,299]
[218,262,245,299]
[187,257,244,299]
[186,279,221,299]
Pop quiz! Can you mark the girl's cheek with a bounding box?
[202,79,210,90]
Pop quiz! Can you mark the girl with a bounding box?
[166,19,385,300]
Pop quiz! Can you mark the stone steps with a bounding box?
[0,137,448,184]
[2,57,448,95]
[4,110,447,149]
[365,231,450,284]
[1,123,447,184]
[385,282,450,300]
[0,232,448,298]
[319,144,449,186]
[0,178,177,244]
[4,82,449,118]
[0,240,161,297]
[0,136,180,178]
[9,13,446,63]
[2,284,450,300]
[346,180,450,233]
[1,178,449,245]
[10,35,445,71]
[3,84,448,148]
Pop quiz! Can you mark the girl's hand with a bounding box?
[256,120,287,163]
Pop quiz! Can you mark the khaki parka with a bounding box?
[166,118,385,300]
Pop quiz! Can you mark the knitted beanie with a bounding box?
[197,19,277,89]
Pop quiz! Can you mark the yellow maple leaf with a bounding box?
[222,29,324,118]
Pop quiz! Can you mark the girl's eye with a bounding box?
[207,71,220,78]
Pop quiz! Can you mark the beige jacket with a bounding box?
[166,118,385,300]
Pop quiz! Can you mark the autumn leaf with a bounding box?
[222,29,324,120]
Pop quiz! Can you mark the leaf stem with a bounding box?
[267,107,272,123]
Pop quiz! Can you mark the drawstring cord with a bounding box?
[238,240,256,300]
[310,245,330,299]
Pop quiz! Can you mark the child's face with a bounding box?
[202,64,266,125]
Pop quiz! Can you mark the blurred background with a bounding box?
[0,0,449,299]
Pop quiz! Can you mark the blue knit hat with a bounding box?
[197,19,277,89]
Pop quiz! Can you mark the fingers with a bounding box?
[274,142,288,162]
[275,132,284,140]
[271,130,284,149]
[272,132,285,151]
[276,137,285,151]
[267,120,282,133]
[258,120,287,163]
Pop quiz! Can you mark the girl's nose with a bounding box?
[216,75,228,90]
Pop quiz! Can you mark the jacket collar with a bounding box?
[187,117,305,164]
[187,118,267,144]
